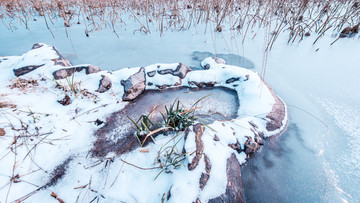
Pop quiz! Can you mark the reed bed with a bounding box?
[1,0,359,47]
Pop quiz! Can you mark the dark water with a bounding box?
[191,51,255,70]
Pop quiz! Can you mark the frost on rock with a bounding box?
[0,44,288,203]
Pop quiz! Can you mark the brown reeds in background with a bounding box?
[0,0,359,47]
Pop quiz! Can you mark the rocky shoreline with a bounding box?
[0,43,287,202]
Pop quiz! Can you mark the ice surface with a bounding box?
[1,14,359,202]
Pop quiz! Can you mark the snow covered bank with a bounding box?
[0,44,287,202]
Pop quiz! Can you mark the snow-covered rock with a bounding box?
[121,67,146,101]
[0,43,287,203]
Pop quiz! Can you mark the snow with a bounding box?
[1,11,359,202]
[0,39,285,202]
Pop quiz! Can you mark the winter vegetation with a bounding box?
[0,0,360,202]
[1,0,359,46]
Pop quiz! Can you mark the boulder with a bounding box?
[266,94,285,131]
[52,47,72,67]
[13,64,45,77]
[52,65,101,80]
[158,63,192,79]
[96,75,112,93]
[121,67,146,101]
[208,153,244,203]
[199,153,211,190]
[188,124,205,171]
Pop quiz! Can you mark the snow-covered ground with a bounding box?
[1,16,360,202]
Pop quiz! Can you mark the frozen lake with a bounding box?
[1,19,360,202]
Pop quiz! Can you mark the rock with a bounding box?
[226,77,240,84]
[189,81,217,88]
[244,136,259,156]
[254,131,264,145]
[157,63,192,79]
[85,64,101,74]
[340,26,351,38]
[57,95,71,106]
[213,135,220,141]
[203,64,211,70]
[0,128,5,136]
[52,47,72,67]
[213,57,226,64]
[266,95,285,131]
[188,124,205,171]
[53,68,76,80]
[228,140,242,153]
[94,119,105,126]
[263,80,286,132]
[52,65,101,80]
[305,32,311,37]
[208,153,244,203]
[156,84,171,89]
[13,64,45,77]
[122,67,146,101]
[194,198,201,203]
[351,23,359,34]
[199,153,211,190]
[31,43,44,49]
[96,75,112,93]
[147,70,156,77]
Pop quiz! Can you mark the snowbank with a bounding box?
[0,44,287,202]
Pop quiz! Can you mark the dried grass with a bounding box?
[0,0,359,47]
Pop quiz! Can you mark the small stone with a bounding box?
[254,132,264,145]
[96,75,112,93]
[213,57,226,64]
[0,128,5,136]
[31,43,44,49]
[147,70,156,77]
[94,119,105,126]
[204,64,211,70]
[340,26,351,38]
[226,77,240,84]
[244,136,260,156]
[228,140,242,153]
[57,95,71,106]
[85,65,101,74]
